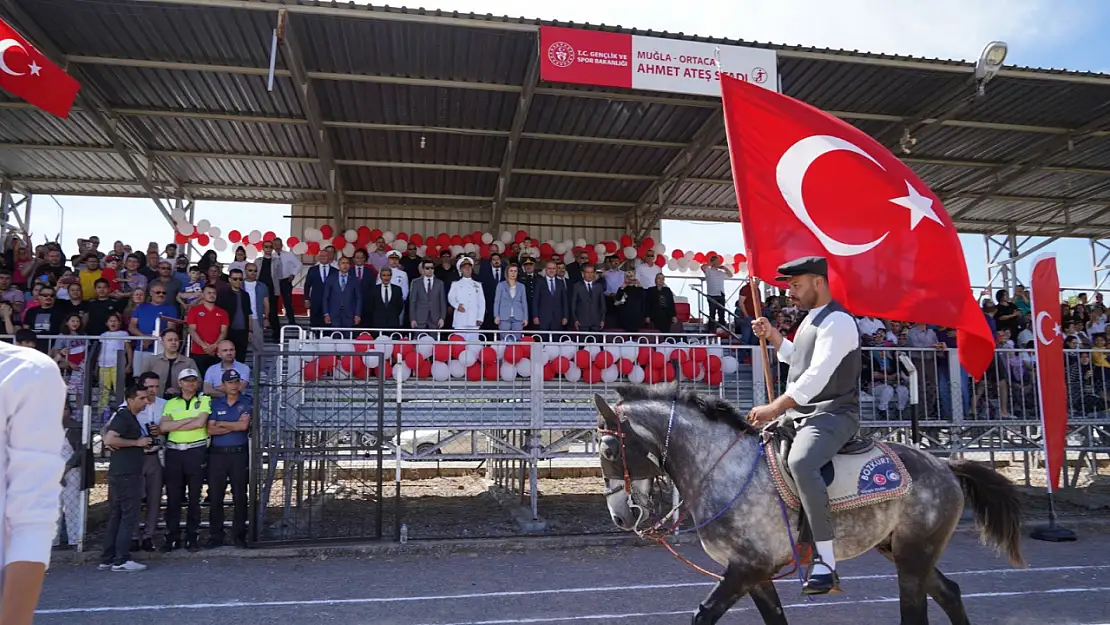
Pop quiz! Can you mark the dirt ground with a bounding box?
[75,459,1110,548]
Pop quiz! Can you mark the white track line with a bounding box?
[35,564,1110,615]
[414,587,1110,625]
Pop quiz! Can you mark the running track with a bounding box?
[36,526,1110,624]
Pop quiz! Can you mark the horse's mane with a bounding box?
[615,383,756,435]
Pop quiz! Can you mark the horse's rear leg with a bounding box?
[691,564,761,625]
[877,543,967,625]
[749,580,788,624]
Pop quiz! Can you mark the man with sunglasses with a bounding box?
[129,284,178,375]
[21,285,65,353]
[147,260,182,308]
[215,269,253,363]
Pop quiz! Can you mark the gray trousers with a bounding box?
[786,412,858,542]
[134,452,163,540]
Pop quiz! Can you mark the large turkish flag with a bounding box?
[720,74,994,379]
[0,18,80,118]
[1031,255,1067,491]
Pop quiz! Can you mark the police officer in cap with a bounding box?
[206,369,252,548]
[748,256,862,595]
[158,368,210,552]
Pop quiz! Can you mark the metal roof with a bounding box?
[2,0,1110,238]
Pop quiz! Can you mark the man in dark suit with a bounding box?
[532,260,568,337]
[570,264,606,333]
[368,265,405,331]
[478,252,506,330]
[303,250,333,328]
[351,249,376,327]
[322,256,361,329]
[408,261,446,332]
[565,249,588,284]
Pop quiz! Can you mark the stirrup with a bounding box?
[801,555,841,596]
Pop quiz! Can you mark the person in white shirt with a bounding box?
[0,341,66,624]
[634,251,661,292]
[448,257,485,339]
[701,254,733,333]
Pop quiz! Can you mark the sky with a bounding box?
[15,0,1110,291]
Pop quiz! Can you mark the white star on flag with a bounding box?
[889,180,943,230]
[28,60,40,76]
[1053,323,1062,337]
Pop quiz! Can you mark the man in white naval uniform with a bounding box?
[748,256,862,596]
[447,257,485,340]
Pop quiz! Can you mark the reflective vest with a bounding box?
[163,394,211,444]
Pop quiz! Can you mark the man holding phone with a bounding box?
[98,385,152,572]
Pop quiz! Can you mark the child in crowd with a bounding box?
[14,327,37,348]
[51,313,88,408]
[179,265,205,310]
[98,313,133,411]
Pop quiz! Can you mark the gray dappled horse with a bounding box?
[594,382,1025,625]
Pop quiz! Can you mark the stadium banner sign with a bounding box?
[539,26,779,96]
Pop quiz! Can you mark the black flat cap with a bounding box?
[775,256,827,282]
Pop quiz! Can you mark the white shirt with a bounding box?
[243,280,259,312]
[776,304,861,406]
[0,342,66,587]
[635,263,661,290]
[856,316,885,336]
[703,265,730,296]
[376,267,409,300]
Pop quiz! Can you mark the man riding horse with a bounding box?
[747,255,861,596]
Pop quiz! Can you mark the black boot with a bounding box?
[160,537,178,553]
[801,558,840,596]
[185,536,200,553]
[141,538,155,552]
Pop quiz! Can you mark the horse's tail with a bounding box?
[948,458,1026,568]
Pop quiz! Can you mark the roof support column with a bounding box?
[1092,239,1110,291]
[983,230,1021,293]
[489,52,540,233]
[626,112,724,241]
[279,11,346,230]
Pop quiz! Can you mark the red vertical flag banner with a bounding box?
[0,18,80,118]
[719,74,995,379]
[1031,254,1067,491]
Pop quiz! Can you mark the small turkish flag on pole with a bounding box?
[1031,255,1067,491]
[720,74,995,379]
[0,18,80,118]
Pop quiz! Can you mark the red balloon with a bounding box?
[662,365,677,382]
[483,361,499,380]
[255,242,263,252]
[637,346,653,366]
[174,232,189,245]
[448,334,467,358]
[437,233,451,247]
[425,246,439,258]
[651,350,666,368]
[706,370,723,385]
[354,332,374,353]
[479,243,490,258]
[320,225,334,239]
[339,355,358,374]
[302,358,328,382]
[330,235,345,249]
[692,347,709,365]
[263,231,276,242]
[370,228,382,241]
[587,249,598,265]
[228,230,242,243]
[503,344,524,364]
[466,362,484,381]
[644,366,664,384]
[603,241,618,253]
[478,346,498,364]
[462,235,473,245]
[551,356,571,375]
[594,351,615,370]
[433,343,452,362]
[543,363,556,381]
[693,253,706,263]
[287,236,300,247]
[575,349,592,370]
[617,358,635,375]
[515,230,528,243]
[409,233,423,246]
[582,366,602,384]
[380,361,393,379]
[196,234,210,246]
[539,243,554,257]
[654,255,665,267]
[619,235,633,247]
[681,360,699,380]
[306,242,320,256]
[642,237,655,248]
[397,341,415,359]
[403,350,422,370]
[672,249,684,259]
[416,359,433,379]
[396,232,408,242]
[733,253,747,263]
[707,355,723,374]
[448,234,462,247]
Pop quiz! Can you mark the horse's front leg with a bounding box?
[691,564,761,625]
[749,580,788,624]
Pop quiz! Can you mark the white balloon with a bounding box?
[721,355,740,374]
[448,360,466,378]
[667,259,678,271]
[623,246,637,260]
[292,242,308,255]
[708,345,724,359]
[364,353,381,369]
[564,364,582,383]
[459,349,477,367]
[374,337,394,358]
[393,363,411,381]
[601,366,620,384]
[248,230,262,242]
[563,239,574,251]
[207,226,221,239]
[737,262,749,277]
[585,344,601,358]
[554,242,568,255]
[341,244,354,258]
[659,345,675,359]
[652,243,666,255]
[417,245,427,257]
[575,238,587,248]
[464,243,477,254]
[176,220,193,235]
[542,344,561,362]
[620,343,638,360]
[515,358,532,377]
[594,243,606,255]
[604,344,622,358]
[500,231,513,244]
[213,237,228,252]
[304,228,321,242]
[500,362,517,382]
[431,361,450,382]
[559,342,577,359]
[171,208,186,222]
[245,246,258,260]
[344,229,357,241]
[492,341,507,359]
[416,339,435,359]
[628,365,646,384]
[195,219,211,234]
[481,232,493,244]
[383,231,395,243]
[451,245,464,256]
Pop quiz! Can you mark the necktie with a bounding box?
[495,268,500,281]
[356,267,362,280]
[586,282,591,294]
[426,278,431,292]
[321,266,327,280]
[340,274,347,289]
[383,286,389,304]
[549,278,554,293]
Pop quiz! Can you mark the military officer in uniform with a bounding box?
[747,256,861,595]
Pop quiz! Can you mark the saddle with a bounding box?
[764,425,913,550]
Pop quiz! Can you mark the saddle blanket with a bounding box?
[766,441,913,512]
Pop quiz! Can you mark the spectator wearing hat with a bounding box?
[206,369,251,549]
[158,368,209,553]
[448,257,484,339]
[367,266,404,331]
[202,340,251,398]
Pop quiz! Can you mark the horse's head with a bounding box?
[594,391,664,531]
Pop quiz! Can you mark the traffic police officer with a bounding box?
[206,369,252,548]
[158,368,210,552]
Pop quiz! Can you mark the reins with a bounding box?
[597,399,805,585]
